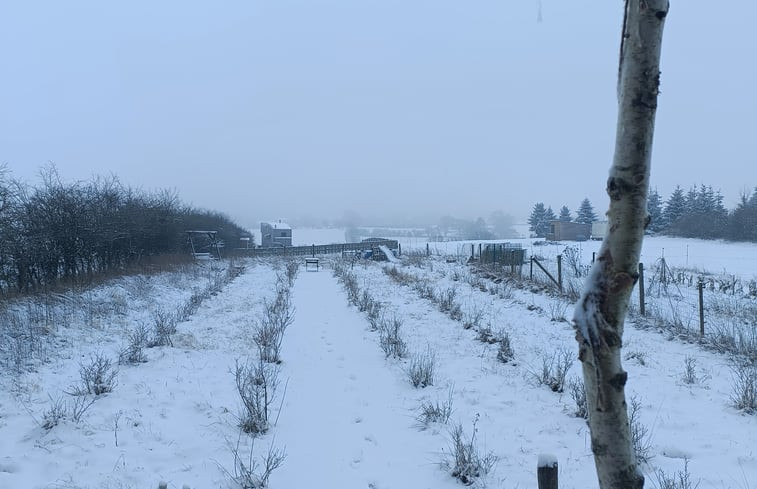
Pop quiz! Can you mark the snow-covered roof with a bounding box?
[261,221,291,230]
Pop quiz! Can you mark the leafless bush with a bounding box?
[548,299,568,322]
[476,324,497,344]
[629,395,653,463]
[625,349,648,366]
[708,321,757,362]
[252,317,285,365]
[366,300,383,331]
[562,246,590,278]
[496,281,514,300]
[41,395,68,430]
[253,289,296,364]
[414,281,436,301]
[567,376,588,420]
[730,358,757,414]
[417,387,454,429]
[227,437,287,489]
[564,277,583,301]
[383,265,415,286]
[177,290,204,322]
[357,290,373,313]
[443,415,497,485]
[403,249,428,268]
[235,359,280,435]
[653,458,699,489]
[463,306,485,331]
[0,308,49,373]
[681,355,698,384]
[119,323,149,365]
[465,272,485,291]
[407,347,436,388]
[378,315,408,359]
[69,394,97,423]
[285,260,299,287]
[533,347,573,393]
[438,287,458,314]
[148,308,177,347]
[342,273,360,306]
[69,352,118,396]
[495,330,515,364]
[41,394,95,429]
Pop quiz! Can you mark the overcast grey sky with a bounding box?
[1,1,755,228]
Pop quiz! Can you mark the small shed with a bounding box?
[260,221,292,248]
[546,221,591,241]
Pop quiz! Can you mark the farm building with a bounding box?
[260,221,292,248]
[546,221,591,241]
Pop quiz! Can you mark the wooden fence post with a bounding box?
[471,244,474,260]
[698,280,705,336]
[557,255,563,292]
[537,454,558,489]
[426,243,430,256]
[478,243,482,260]
[530,256,534,280]
[639,262,645,316]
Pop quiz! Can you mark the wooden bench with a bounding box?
[305,258,319,271]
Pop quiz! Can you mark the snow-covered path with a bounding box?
[272,268,452,489]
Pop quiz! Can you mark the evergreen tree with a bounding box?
[559,205,572,222]
[528,202,551,238]
[545,206,557,222]
[672,185,728,238]
[646,187,664,232]
[663,186,686,228]
[749,187,757,208]
[575,198,597,224]
[684,186,698,214]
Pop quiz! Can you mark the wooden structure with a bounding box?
[305,258,319,271]
[186,230,222,259]
[546,221,591,241]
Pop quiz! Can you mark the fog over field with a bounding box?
[2,1,755,227]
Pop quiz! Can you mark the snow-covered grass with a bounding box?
[2,241,757,488]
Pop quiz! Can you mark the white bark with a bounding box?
[573,1,668,488]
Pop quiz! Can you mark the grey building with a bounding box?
[260,221,292,247]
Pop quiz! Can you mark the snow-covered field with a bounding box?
[2,237,757,488]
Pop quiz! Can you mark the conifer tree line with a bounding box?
[529,185,757,241]
[647,185,757,241]
[0,165,248,294]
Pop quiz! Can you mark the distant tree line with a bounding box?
[647,184,757,241]
[528,198,598,238]
[0,165,248,295]
[426,211,518,241]
[528,185,757,242]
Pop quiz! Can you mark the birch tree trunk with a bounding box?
[573,1,669,488]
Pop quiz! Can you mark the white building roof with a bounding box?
[262,221,291,230]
